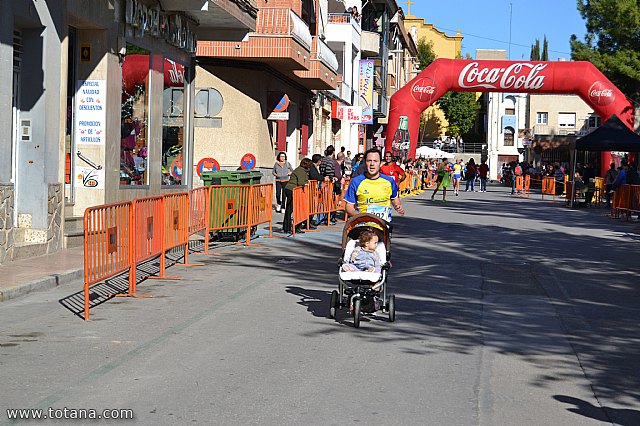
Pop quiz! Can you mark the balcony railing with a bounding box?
[328,13,360,28]
[256,7,312,50]
[317,37,339,73]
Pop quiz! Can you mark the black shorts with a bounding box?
[436,175,444,183]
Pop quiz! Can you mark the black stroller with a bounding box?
[329,214,396,328]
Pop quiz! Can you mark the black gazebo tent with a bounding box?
[569,114,640,207]
[576,114,640,152]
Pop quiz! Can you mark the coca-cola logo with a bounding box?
[411,77,437,102]
[458,62,548,90]
[588,81,615,106]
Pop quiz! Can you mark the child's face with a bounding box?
[364,235,378,251]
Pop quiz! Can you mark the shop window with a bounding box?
[120,44,150,186]
[588,115,601,128]
[162,57,187,186]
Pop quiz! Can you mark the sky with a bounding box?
[405,0,588,61]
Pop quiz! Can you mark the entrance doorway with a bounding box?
[65,27,77,202]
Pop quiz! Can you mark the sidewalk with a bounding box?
[0,246,84,302]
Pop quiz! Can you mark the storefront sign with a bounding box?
[75,80,106,145]
[125,0,197,54]
[358,60,374,124]
[336,106,362,123]
[75,167,105,189]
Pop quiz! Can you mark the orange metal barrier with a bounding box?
[207,184,251,238]
[84,202,132,320]
[515,176,524,195]
[160,192,195,275]
[541,177,556,201]
[247,183,274,243]
[523,175,531,197]
[292,186,311,236]
[189,187,209,244]
[129,196,163,296]
[308,180,324,218]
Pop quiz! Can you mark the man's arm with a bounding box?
[398,166,407,183]
[345,202,358,217]
[391,197,404,216]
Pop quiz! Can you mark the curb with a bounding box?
[0,268,84,303]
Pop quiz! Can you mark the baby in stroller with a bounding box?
[329,214,396,327]
[341,230,381,273]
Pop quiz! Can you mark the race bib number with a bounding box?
[366,205,392,222]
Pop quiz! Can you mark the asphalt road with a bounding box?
[1,183,639,425]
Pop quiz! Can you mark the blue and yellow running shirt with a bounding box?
[344,174,399,221]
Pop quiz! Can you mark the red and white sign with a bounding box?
[588,81,616,106]
[336,106,362,123]
[458,62,548,90]
[411,77,437,102]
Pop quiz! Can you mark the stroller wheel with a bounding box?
[387,295,396,322]
[329,290,339,319]
[353,299,361,328]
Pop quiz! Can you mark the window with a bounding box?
[162,57,188,186]
[558,112,576,128]
[120,44,150,186]
[504,127,514,146]
[588,115,601,128]
[505,108,515,115]
[536,112,548,125]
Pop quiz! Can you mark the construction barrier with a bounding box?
[84,202,132,320]
[523,175,531,197]
[292,186,310,236]
[189,187,210,246]
[83,183,276,320]
[594,177,605,205]
[207,185,251,239]
[247,183,274,243]
[515,176,524,195]
[129,196,163,296]
[541,177,556,201]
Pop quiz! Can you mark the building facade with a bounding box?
[0,0,200,264]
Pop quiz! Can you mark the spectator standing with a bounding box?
[283,158,312,234]
[478,160,489,192]
[273,151,293,213]
[465,158,477,192]
[512,162,523,195]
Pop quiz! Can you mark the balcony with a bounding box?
[331,75,353,104]
[360,31,381,57]
[294,36,339,90]
[197,7,312,72]
[325,13,361,49]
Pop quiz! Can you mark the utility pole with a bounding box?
[508,3,513,60]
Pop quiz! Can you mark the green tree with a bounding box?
[417,37,437,70]
[570,0,640,100]
[530,36,548,60]
[435,91,481,137]
[530,39,540,61]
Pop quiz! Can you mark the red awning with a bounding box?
[122,55,185,95]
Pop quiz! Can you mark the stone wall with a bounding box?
[0,184,14,265]
[47,183,63,253]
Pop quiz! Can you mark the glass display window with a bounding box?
[120,44,150,186]
[161,57,187,186]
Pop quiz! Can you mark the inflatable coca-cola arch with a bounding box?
[386,58,634,172]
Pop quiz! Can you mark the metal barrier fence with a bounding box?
[84,202,132,320]
[84,183,275,320]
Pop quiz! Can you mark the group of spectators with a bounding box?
[433,136,464,153]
